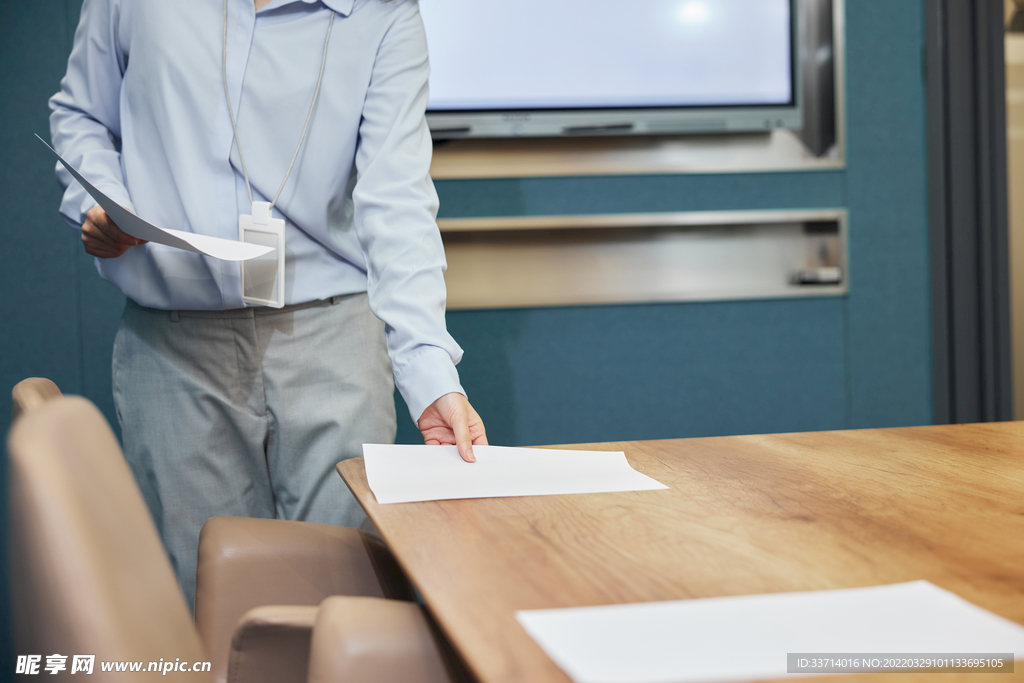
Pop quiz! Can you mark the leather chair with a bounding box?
[9,396,454,683]
[307,597,454,683]
[195,516,416,683]
[10,377,62,422]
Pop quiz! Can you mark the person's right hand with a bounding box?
[81,205,146,258]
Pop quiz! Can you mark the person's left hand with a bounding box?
[417,392,487,463]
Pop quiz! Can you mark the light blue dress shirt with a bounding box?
[49,0,464,420]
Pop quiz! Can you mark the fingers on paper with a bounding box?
[468,404,488,446]
[83,206,147,259]
[419,423,475,462]
[418,392,488,463]
[82,223,129,258]
[443,394,486,463]
[452,410,476,463]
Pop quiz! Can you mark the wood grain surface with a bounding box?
[338,423,1024,683]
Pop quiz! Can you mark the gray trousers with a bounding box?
[112,293,396,608]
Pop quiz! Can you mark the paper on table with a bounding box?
[516,581,1024,683]
[361,444,668,504]
[37,135,273,261]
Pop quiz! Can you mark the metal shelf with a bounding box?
[440,209,849,310]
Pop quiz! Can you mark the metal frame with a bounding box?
[439,209,848,237]
[439,209,849,310]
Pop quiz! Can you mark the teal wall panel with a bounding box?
[395,297,851,447]
[1,2,82,421]
[396,294,853,447]
[449,298,848,446]
[435,171,846,219]
[844,0,933,426]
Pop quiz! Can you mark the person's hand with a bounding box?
[81,206,146,258]
[417,392,487,463]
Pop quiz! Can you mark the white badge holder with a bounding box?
[239,201,285,308]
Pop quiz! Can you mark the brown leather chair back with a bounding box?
[11,377,62,422]
[8,397,211,682]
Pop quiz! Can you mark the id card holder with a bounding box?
[239,201,285,308]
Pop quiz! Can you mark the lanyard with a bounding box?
[221,0,335,213]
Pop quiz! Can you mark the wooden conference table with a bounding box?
[338,423,1024,683]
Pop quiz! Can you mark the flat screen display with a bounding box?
[417,0,798,137]
[419,0,798,138]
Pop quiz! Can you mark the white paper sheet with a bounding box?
[38,135,273,261]
[361,444,668,504]
[516,581,1024,683]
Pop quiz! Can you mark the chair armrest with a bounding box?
[11,377,62,422]
[228,605,318,683]
[307,597,454,683]
[195,517,414,683]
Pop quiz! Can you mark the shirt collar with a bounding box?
[303,0,355,16]
[259,0,354,17]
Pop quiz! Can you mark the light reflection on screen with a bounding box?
[420,0,793,112]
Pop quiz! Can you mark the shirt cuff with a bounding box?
[393,344,465,423]
[60,182,134,231]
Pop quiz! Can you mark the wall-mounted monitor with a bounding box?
[421,0,801,139]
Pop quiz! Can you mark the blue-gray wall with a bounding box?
[1,0,931,676]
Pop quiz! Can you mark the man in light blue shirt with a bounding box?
[50,0,486,605]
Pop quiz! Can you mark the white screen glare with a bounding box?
[420,0,793,112]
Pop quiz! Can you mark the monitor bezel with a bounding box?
[425,0,803,140]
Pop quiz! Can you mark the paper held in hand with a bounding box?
[37,134,273,262]
[361,444,669,505]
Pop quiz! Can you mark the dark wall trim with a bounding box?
[926,0,1013,423]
